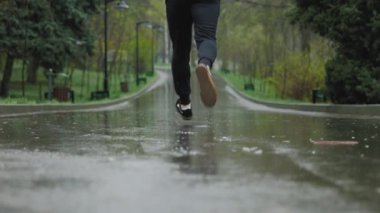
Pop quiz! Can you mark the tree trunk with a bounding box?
[0,54,15,97]
[300,28,311,53]
[281,69,288,99]
[27,57,39,84]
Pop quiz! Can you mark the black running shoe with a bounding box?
[176,99,192,120]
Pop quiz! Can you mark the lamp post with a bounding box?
[103,0,128,97]
[135,21,152,86]
[150,25,154,76]
[150,24,164,76]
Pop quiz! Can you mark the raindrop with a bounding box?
[365,145,370,149]
[271,136,276,138]
[242,147,258,153]
[312,150,316,155]
[377,188,380,194]
[2,121,8,125]
[242,147,263,155]
[254,149,263,155]
[351,136,356,139]
[34,137,40,140]
[282,140,291,143]
[360,154,365,158]
[364,138,368,142]
[189,150,204,156]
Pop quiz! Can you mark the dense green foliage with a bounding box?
[0,0,98,69]
[0,0,98,96]
[218,0,331,101]
[291,0,380,103]
[0,0,165,100]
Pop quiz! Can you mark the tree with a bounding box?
[217,0,329,101]
[291,0,380,104]
[0,0,25,96]
[0,0,98,97]
[28,0,98,77]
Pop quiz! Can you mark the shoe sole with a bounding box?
[196,64,217,108]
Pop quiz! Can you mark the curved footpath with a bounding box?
[1,69,379,118]
[0,68,169,118]
[219,75,380,118]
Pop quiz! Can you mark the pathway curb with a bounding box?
[0,69,167,117]
[219,75,380,117]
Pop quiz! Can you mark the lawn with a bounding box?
[0,60,157,105]
[217,70,306,104]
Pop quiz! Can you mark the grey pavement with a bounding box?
[0,70,379,213]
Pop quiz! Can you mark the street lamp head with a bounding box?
[116,1,129,9]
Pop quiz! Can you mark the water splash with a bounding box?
[242,147,263,155]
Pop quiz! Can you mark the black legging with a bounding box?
[166,0,220,104]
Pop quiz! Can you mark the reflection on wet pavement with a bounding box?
[171,124,217,175]
[0,71,379,213]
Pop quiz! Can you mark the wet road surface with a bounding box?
[0,71,379,213]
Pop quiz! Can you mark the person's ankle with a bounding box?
[180,98,190,105]
[180,102,191,110]
[198,58,212,67]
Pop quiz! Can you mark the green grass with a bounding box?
[155,63,171,69]
[0,60,157,105]
[217,70,306,105]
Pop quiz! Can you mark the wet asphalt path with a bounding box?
[0,70,379,213]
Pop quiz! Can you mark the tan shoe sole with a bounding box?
[196,64,217,108]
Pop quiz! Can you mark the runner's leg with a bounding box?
[192,0,220,68]
[166,0,193,104]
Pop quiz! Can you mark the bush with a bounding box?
[291,0,380,104]
[326,56,380,104]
